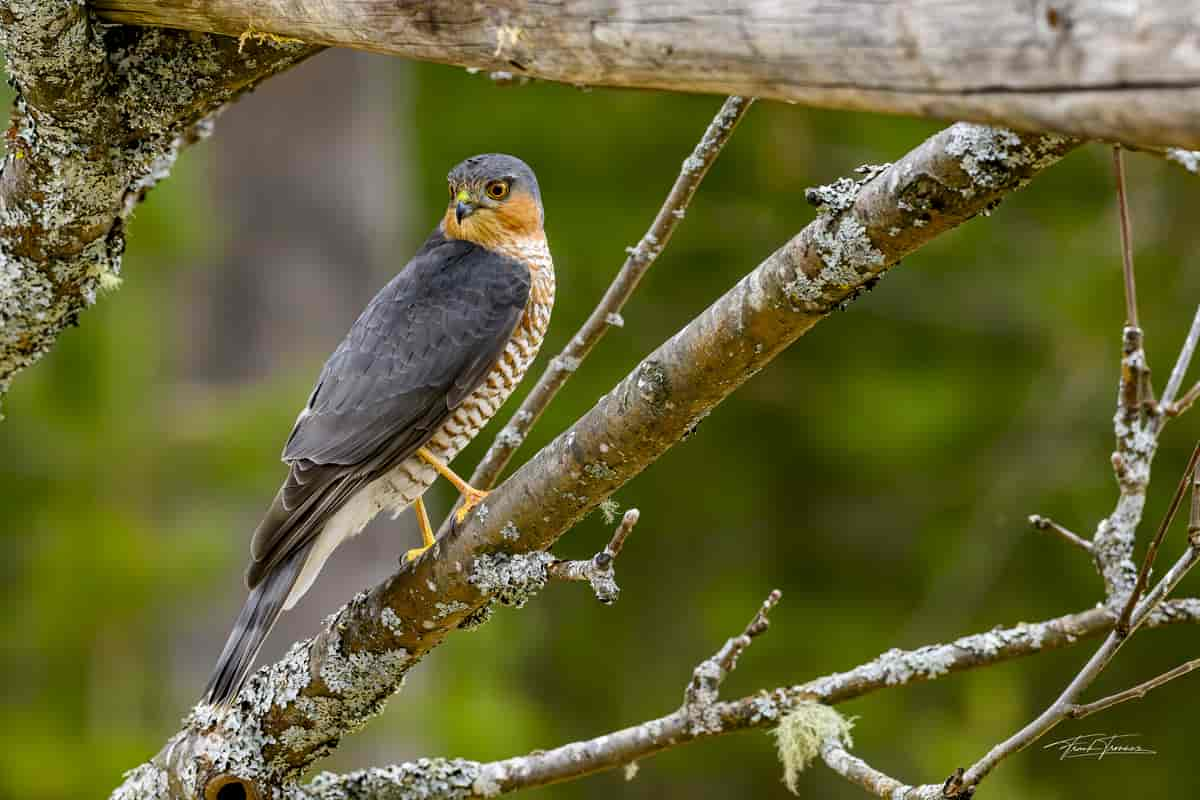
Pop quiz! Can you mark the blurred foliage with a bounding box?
[3,46,1200,800]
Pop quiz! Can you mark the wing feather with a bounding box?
[244,229,531,587]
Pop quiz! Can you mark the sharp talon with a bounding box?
[454,488,490,524]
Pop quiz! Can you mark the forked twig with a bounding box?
[548,509,641,603]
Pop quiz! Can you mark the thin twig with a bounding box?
[1068,657,1200,720]
[820,740,948,800]
[1167,382,1200,418]
[291,599,1200,800]
[1029,514,1093,553]
[547,509,641,604]
[1113,146,1139,329]
[684,590,781,733]
[456,96,754,504]
[961,447,1200,791]
[1157,305,1200,413]
[1116,442,1200,636]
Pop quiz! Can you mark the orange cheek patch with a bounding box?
[442,191,543,249]
[494,193,542,238]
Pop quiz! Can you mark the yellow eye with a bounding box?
[486,181,509,200]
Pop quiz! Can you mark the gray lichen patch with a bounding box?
[684,660,725,734]
[583,460,616,481]
[1167,148,1200,174]
[784,214,884,308]
[434,600,470,619]
[381,607,405,635]
[468,551,555,608]
[295,758,483,800]
[944,123,1073,193]
[108,763,167,800]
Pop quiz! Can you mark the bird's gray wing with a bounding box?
[245,231,531,588]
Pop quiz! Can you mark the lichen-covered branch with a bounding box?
[546,508,640,604]
[0,1,319,406]
[110,123,1078,799]
[274,599,1200,799]
[94,0,1200,149]
[819,740,945,800]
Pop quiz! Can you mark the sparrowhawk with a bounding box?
[203,154,554,705]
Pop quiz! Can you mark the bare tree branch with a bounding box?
[1157,305,1200,423]
[1113,147,1140,329]
[547,508,641,604]
[0,1,320,405]
[109,124,1079,798]
[454,95,753,514]
[819,741,946,800]
[265,600,1200,800]
[1067,656,1200,720]
[93,0,1200,149]
[1029,514,1093,554]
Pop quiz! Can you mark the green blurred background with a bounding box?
[2,48,1199,799]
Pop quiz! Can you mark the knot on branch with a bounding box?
[546,508,640,604]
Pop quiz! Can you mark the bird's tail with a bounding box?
[203,544,309,706]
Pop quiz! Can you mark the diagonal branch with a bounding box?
[1067,656,1200,720]
[280,599,1200,799]
[110,123,1079,799]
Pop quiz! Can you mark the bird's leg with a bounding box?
[416,446,490,523]
[405,496,437,562]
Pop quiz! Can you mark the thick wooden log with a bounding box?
[93,0,1200,149]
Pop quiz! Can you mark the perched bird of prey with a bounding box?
[203,154,554,705]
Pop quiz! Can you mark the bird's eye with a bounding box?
[486,181,509,200]
[448,184,455,199]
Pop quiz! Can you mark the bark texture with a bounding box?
[109,123,1079,799]
[93,0,1200,149]
[0,1,319,405]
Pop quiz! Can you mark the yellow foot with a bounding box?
[406,496,436,562]
[455,487,490,524]
[405,544,432,562]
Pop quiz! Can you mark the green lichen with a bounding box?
[773,702,854,794]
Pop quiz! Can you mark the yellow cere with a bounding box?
[456,189,471,203]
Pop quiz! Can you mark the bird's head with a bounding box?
[442,153,545,249]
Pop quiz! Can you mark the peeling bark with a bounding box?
[0,1,319,405]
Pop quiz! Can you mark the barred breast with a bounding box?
[383,238,555,506]
[286,238,555,607]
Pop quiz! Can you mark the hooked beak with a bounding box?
[454,188,477,224]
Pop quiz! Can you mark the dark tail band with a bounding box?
[203,545,309,705]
